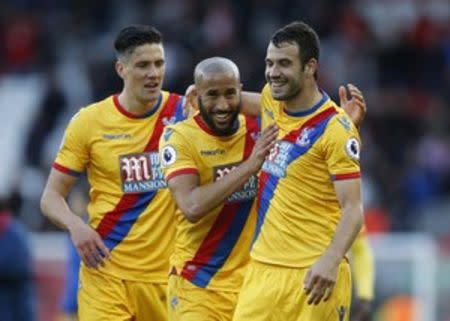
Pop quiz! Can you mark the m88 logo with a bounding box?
[214,163,257,203]
[119,152,166,193]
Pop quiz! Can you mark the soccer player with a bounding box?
[161,57,365,321]
[350,227,375,321]
[159,57,278,321]
[40,25,187,321]
[232,21,364,321]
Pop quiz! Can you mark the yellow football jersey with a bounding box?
[160,114,259,291]
[252,84,361,268]
[54,91,186,282]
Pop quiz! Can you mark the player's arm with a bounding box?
[41,170,110,269]
[240,91,262,117]
[168,165,253,223]
[166,124,278,223]
[304,178,363,305]
[351,232,375,321]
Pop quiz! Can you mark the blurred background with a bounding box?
[0,0,448,320]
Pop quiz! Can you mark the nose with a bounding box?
[269,65,281,79]
[215,96,229,112]
[146,64,158,78]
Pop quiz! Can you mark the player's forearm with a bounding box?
[241,91,261,117]
[323,203,363,265]
[40,189,83,231]
[180,162,255,223]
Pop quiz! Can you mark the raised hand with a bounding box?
[247,124,278,173]
[339,84,366,128]
[182,84,199,117]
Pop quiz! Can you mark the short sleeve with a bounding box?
[53,109,90,176]
[159,126,199,182]
[260,84,279,130]
[322,113,361,181]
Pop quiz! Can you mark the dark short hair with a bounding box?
[114,25,162,58]
[271,21,320,68]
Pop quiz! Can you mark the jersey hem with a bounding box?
[166,168,199,182]
[250,254,349,269]
[81,265,169,283]
[331,172,361,181]
[53,162,82,177]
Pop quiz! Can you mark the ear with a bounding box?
[115,60,125,79]
[305,59,318,78]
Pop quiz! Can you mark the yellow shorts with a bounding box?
[168,274,238,321]
[78,267,167,321]
[232,259,351,321]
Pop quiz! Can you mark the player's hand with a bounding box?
[247,124,278,173]
[182,84,199,117]
[351,299,372,321]
[339,84,366,129]
[303,255,339,305]
[69,221,110,269]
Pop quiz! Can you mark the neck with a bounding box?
[284,83,322,113]
[118,91,159,116]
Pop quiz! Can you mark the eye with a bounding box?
[279,59,292,67]
[206,90,219,97]
[225,89,237,98]
[136,61,149,68]
[265,59,273,67]
[155,59,165,68]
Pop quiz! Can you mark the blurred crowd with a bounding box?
[0,0,449,242]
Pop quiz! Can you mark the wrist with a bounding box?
[66,214,84,233]
[241,159,259,176]
[322,249,344,266]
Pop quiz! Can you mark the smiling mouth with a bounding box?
[270,81,286,88]
[213,113,232,124]
[144,83,159,90]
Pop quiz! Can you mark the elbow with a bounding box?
[344,203,363,231]
[354,205,364,231]
[181,203,205,224]
[40,192,49,218]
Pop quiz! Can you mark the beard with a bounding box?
[198,97,240,136]
[272,85,301,101]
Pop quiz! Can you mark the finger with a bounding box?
[347,83,360,92]
[262,141,277,155]
[348,90,365,105]
[307,285,323,305]
[95,237,111,259]
[80,247,97,268]
[83,242,102,268]
[339,86,348,106]
[88,242,105,267]
[86,252,100,269]
[303,268,312,287]
[323,282,335,302]
[182,97,189,116]
[308,279,326,305]
[304,272,318,294]
[76,244,92,268]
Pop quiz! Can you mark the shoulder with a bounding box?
[74,96,113,122]
[161,118,196,147]
[326,105,359,137]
